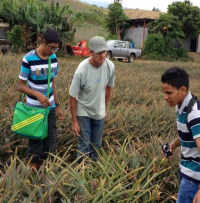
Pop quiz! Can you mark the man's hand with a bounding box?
[169,138,180,154]
[55,106,64,121]
[72,120,80,136]
[169,143,175,154]
[193,189,200,203]
[36,93,51,107]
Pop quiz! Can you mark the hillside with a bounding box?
[49,0,109,42]
[60,0,104,12]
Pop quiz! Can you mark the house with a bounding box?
[123,9,200,52]
[123,9,160,49]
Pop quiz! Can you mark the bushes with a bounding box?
[7,25,25,52]
[144,33,188,61]
[143,13,189,61]
[144,33,165,57]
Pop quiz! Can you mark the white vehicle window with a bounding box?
[114,41,121,48]
[122,42,127,48]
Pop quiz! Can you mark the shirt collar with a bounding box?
[176,91,192,114]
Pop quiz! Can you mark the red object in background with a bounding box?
[72,40,91,57]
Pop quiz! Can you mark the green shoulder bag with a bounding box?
[11,57,52,140]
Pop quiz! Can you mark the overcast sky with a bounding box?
[80,0,200,12]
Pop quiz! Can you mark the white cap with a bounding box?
[89,36,108,53]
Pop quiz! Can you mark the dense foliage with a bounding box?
[168,0,200,38]
[144,14,187,60]
[0,0,76,51]
[7,25,25,52]
[148,13,184,41]
[105,2,128,39]
[144,0,200,60]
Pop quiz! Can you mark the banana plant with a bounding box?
[0,0,76,50]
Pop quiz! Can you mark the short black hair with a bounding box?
[42,28,60,44]
[161,67,189,89]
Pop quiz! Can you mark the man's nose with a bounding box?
[164,94,168,100]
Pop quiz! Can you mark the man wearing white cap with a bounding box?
[69,36,115,162]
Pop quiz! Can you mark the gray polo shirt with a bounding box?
[69,58,115,119]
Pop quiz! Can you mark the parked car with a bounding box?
[106,40,142,62]
[72,40,91,57]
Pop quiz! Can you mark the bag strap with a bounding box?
[47,57,51,98]
[185,95,198,116]
[182,95,199,162]
[21,57,51,101]
[185,95,198,133]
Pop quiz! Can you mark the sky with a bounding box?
[80,0,200,12]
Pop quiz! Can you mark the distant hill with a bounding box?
[52,0,104,12]
[47,0,108,42]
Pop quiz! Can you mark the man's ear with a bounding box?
[179,86,187,95]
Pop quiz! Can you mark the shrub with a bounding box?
[144,33,188,61]
[7,25,25,52]
[144,33,165,56]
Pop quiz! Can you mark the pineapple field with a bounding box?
[1,53,200,202]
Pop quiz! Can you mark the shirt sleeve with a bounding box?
[69,71,81,98]
[19,56,30,81]
[107,61,115,88]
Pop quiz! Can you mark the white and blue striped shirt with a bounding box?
[176,92,200,183]
[19,50,58,108]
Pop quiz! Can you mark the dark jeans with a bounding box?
[28,108,56,163]
[77,116,105,162]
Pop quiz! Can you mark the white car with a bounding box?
[106,40,142,62]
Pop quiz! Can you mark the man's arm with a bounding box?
[52,79,64,120]
[70,96,80,136]
[192,136,200,202]
[18,79,50,107]
[193,186,200,203]
[105,86,112,114]
[195,137,200,153]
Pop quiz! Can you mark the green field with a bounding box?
[1,54,200,202]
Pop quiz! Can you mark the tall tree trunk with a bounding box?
[116,25,121,40]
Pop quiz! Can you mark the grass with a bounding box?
[1,53,200,202]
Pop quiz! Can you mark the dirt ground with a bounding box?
[188,52,200,63]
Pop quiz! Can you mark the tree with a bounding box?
[168,0,200,38]
[149,13,184,41]
[144,13,187,60]
[105,2,128,39]
[152,7,160,11]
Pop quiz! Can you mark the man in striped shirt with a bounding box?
[17,28,64,169]
[161,67,200,203]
